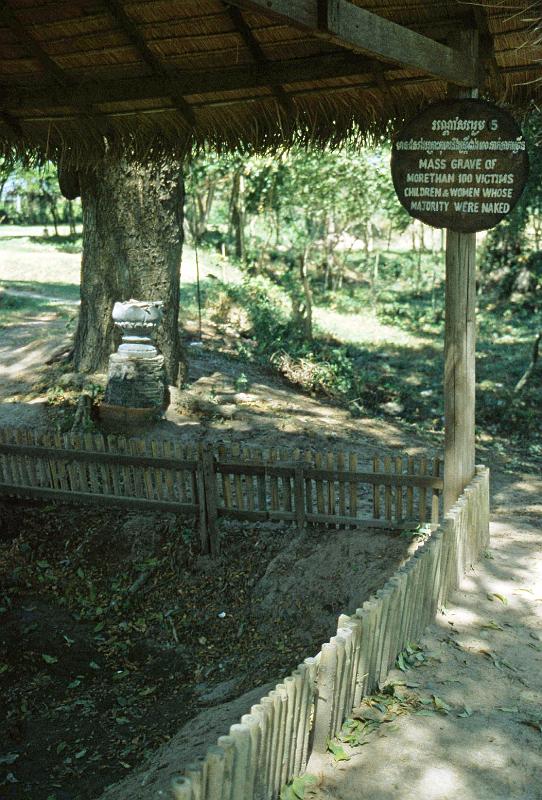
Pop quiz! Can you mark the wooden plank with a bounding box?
[315,451,325,514]
[269,447,279,513]
[39,431,57,489]
[15,428,33,487]
[302,467,443,489]
[185,442,197,505]
[254,448,267,512]
[327,451,335,517]
[53,432,70,491]
[0,442,196,471]
[201,445,219,556]
[139,439,155,501]
[129,438,145,497]
[162,440,177,502]
[338,451,346,517]
[348,452,357,520]
[80,432,97,494]
[0,482,197,513]
[243,447,255,512]
[118,436,134,496]
[67,433,84,493]
[294,466,305,530]
[0,429,13,486]
[106,434,121,496]
[228,0,480,87]
[419,456,428,524]
[94,433,112,495]
[31,429,48,488]
[384,456,392,521]
[395,456,403,521]
[218,443,233,511]
[232,443,244,510]
[432,457,441,526]
[150,439,165,501]
[281,447,292,513]
[304,450,313,517]
[406,456,414,519]
[195,445,209,553]
[373,456,380,519]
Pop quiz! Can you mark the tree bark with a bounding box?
[73,159,185,384]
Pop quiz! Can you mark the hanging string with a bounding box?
[190,171,203,342]
[194,231,203,342]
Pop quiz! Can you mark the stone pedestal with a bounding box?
[100,300,168,428]
[104,352,168,409]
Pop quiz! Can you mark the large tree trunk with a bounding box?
[73,159,185,384]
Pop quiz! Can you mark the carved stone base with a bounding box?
[103,352,168,411]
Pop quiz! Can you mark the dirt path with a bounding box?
[309,475,542,800]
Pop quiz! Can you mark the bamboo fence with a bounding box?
[170,466,490,800]
[0,429,443,556]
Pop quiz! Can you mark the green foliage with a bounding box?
[1,161,82,228]
[479,112,542,305]
[396,642,427,672]
[279,773,319,800]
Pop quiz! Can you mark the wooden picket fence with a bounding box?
[0,428,443,554]
[168,467,491,800]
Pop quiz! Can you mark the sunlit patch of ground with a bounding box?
[313,306,435,349]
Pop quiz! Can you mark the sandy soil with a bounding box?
[309,477,542,800]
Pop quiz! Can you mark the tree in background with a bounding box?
[479,113,542,307]
[0,161,82,230]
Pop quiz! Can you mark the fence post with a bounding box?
[196,447,209,554]
[200,443,220,557]
[294,465,306,530]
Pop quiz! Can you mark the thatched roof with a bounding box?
[0,0,540,166]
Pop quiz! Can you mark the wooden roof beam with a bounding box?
[2,52,378,109]
[224,2,294,114]
[227,0,483,87]
[106,0,195,127]
[0,2,70,87]
[0,2,108,136]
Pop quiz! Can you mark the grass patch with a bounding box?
[0,287,75,326]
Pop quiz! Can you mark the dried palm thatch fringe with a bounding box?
[0,0,540,168]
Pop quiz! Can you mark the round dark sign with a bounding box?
[391,99,529,233]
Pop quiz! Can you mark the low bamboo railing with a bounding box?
[170,466,490,800]
[0,428,443,555]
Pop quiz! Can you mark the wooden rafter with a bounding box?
[3,52,380,109]
[224,2,294,114]
[0,1,105,132]
[106,0,195,127]
[227,0,482,87]
[0,2,69,87]
[472,5,502,89]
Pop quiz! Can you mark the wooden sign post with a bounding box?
[391,59,528,510]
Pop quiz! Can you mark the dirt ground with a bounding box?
[0,271,540,800]
[309,476,542,800]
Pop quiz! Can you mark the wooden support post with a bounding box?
[444,227,476,511]
[444,31,479,512]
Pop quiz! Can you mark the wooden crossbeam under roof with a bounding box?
[228,0,482,87]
